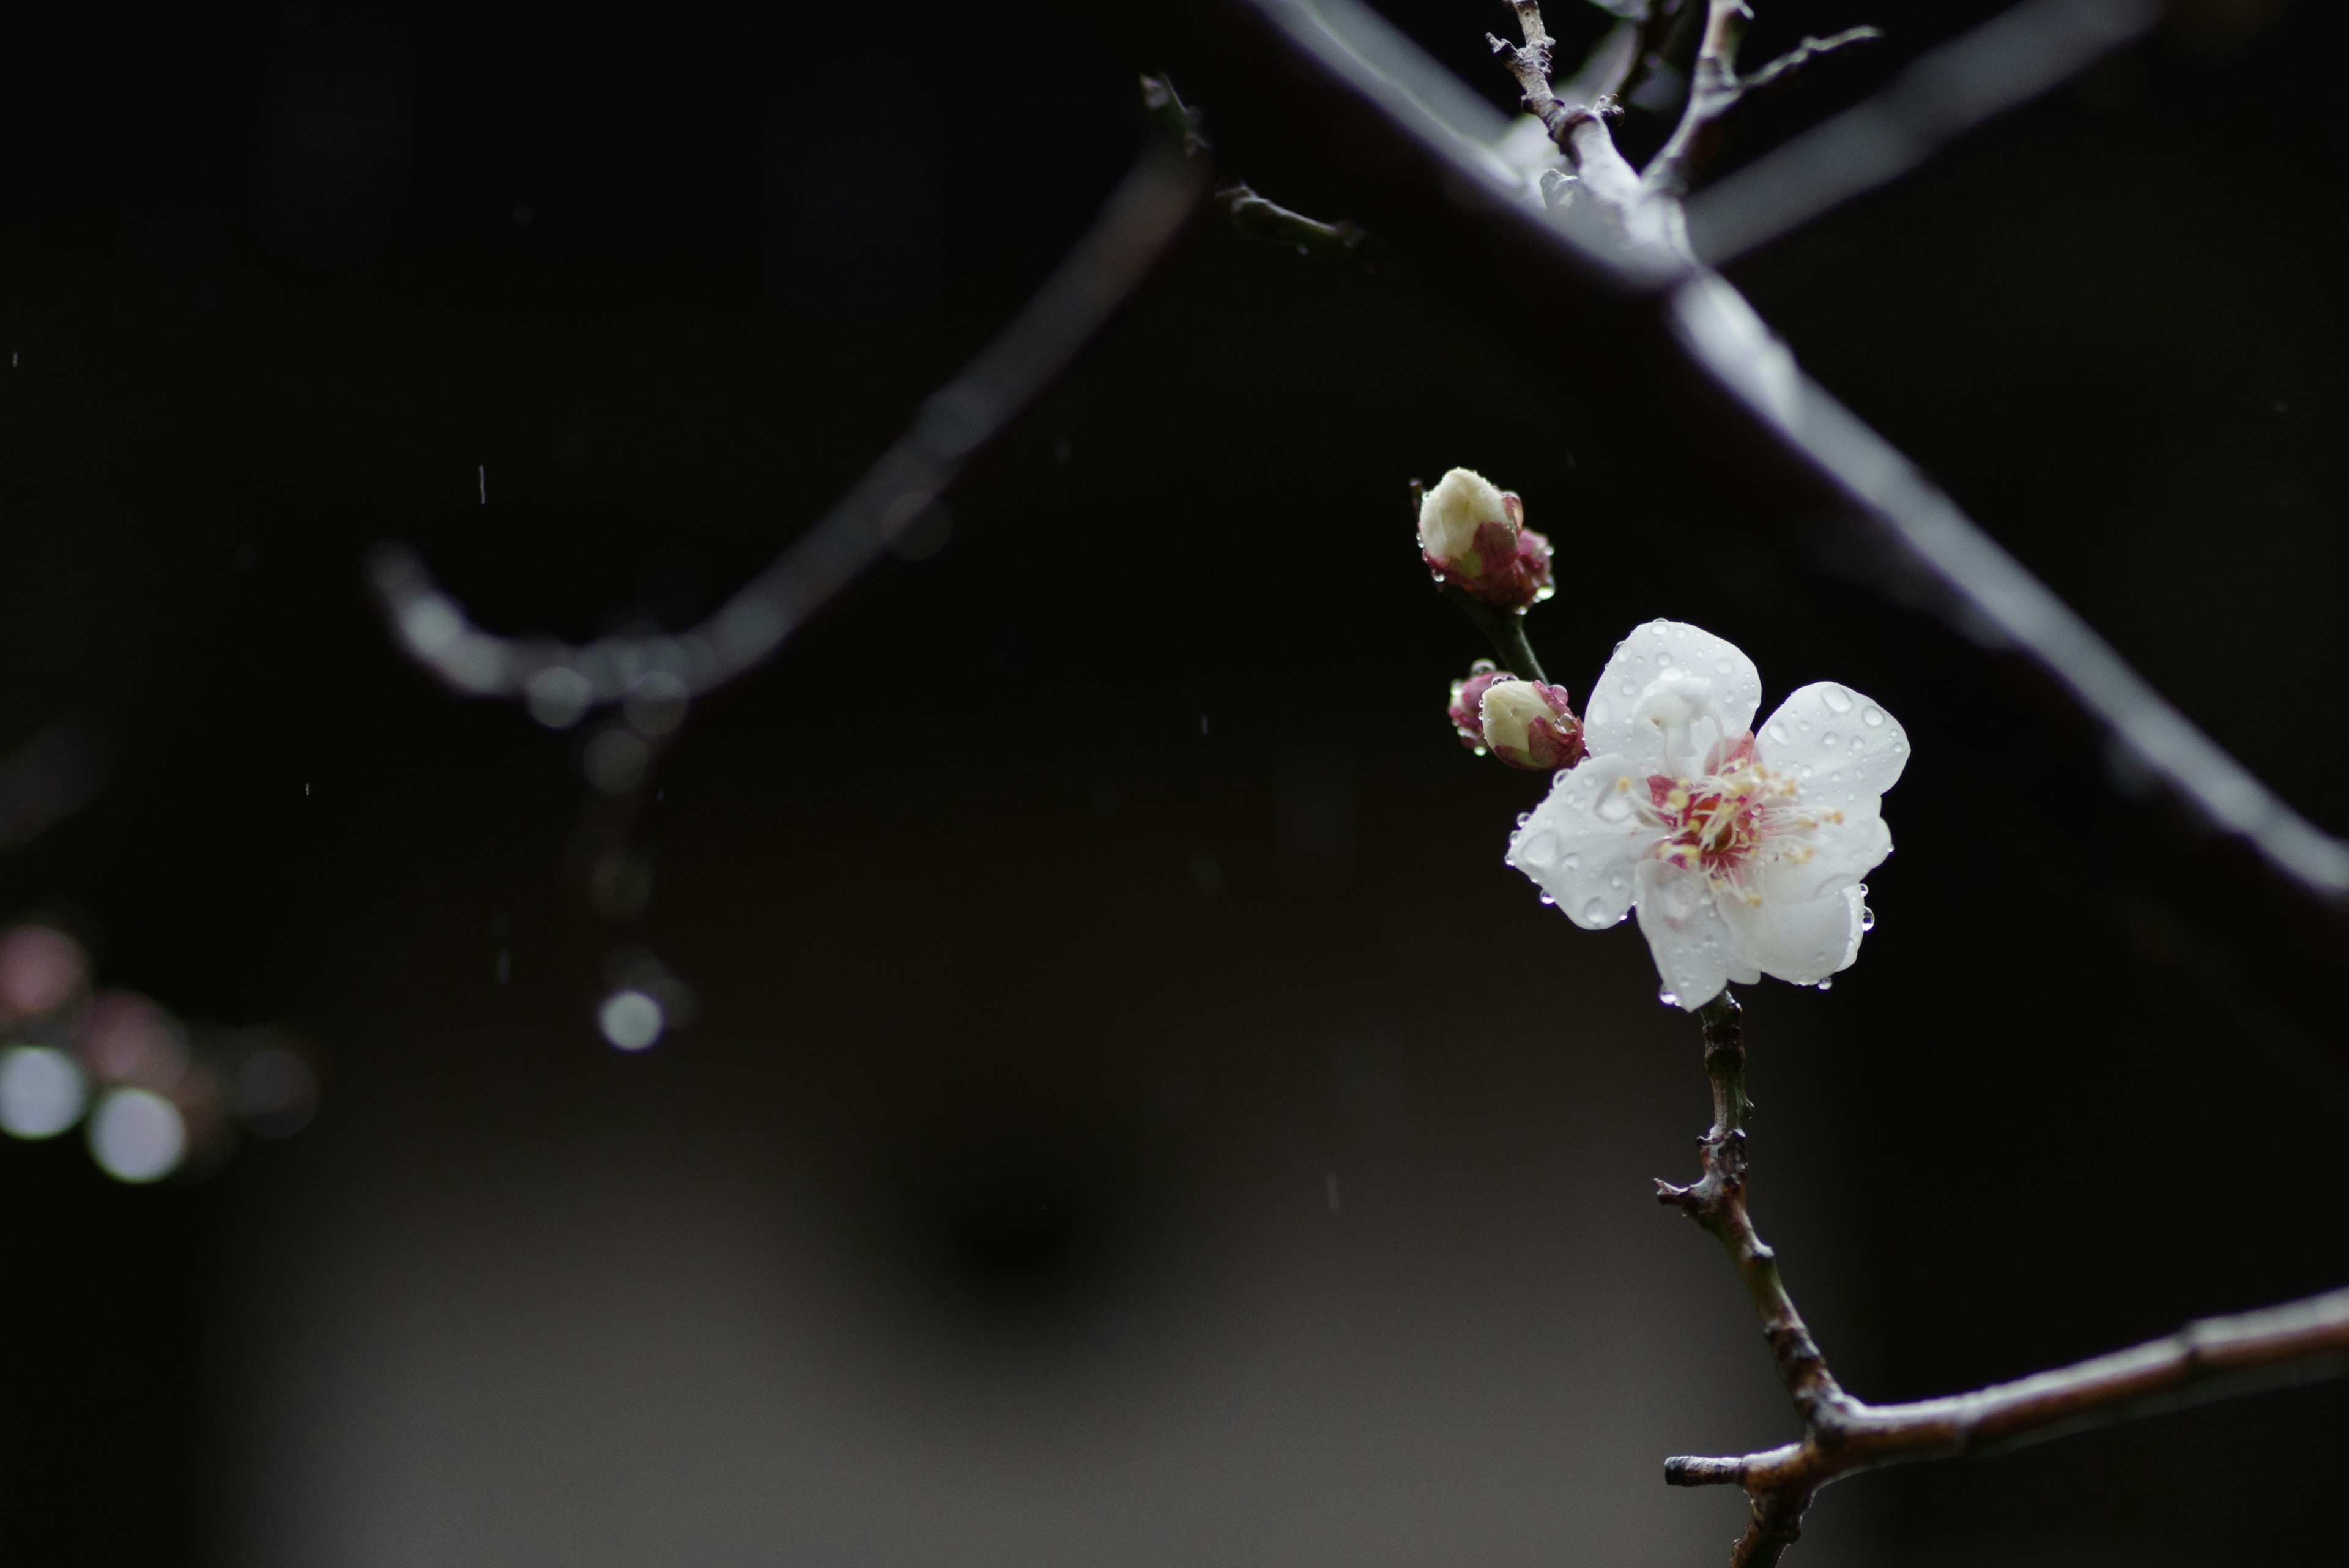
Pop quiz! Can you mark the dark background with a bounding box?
[1,1,2344,1564]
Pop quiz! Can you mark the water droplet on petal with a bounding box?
[1860,905,1876,932]
[1560,852,1581,870]
[1657,986,1680,1007]
[1538,893,1556,905]
[1581,897,1610,924]
[1816,978,1834,991]
[1862,706,1886,727]
[1822,687,1854,714]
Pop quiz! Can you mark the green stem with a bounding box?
[1441,585,1550,685]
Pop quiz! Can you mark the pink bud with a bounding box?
[1447,661,1511,753]
[1480,679,1584,771]
[1416,469,1556,612]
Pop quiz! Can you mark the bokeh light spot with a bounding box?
[87,1087,186,1183]
[597,989,664,1051]
[0,1045,88,1138]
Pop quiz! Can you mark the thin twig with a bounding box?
[1215,182,1370,260]
[1659,992,2349,1567]
[1740,26,1882,97]
[1490,2,1648,226]
[1646,4,1879,201]
[1140,72,1210,158]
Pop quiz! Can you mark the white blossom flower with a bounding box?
[1505,620,1909,1009]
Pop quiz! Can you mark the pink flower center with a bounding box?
[1649,763,1772,883]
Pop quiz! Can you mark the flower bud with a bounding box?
[1481,678,1584,771]
[1416,467,1554,612]
[1446,660,1510,753]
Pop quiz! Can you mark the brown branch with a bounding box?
[1658,991,2349,1567]
[1656,994,1850,1427]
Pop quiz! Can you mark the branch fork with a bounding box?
[1657,992,2349,1568]
[1494,0,1874,259]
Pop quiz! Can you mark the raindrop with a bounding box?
[1860,906,1876,932]
[1581,897,1610,924]
[1861,706,1886,727]
[1713,657,1735,674]
[1597,795,1632,822]
[1560,852,1581,870]
[1822,688,1854,714]
[1538,893,1556,905]
[1816,978,1834,991]
[1657,986,1680,1007]
[1657,653,1674,667]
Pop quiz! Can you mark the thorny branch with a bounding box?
[1659,994,2349,1567]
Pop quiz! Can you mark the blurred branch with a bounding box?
[1688,0,2161,264]
[1660,993,2349,1567]
[370,146,1206,719]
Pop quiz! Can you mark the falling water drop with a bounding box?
[1816,978,1834,991]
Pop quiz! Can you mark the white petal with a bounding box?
[1761,810,1893,905]
[1717,878,1866,986]
[1507,755,1652,929]
[1754,682,1909,814]
[1634,859,1737,1010]
[1582,621,1762,777]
